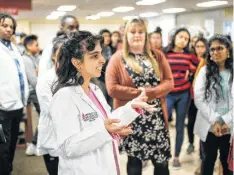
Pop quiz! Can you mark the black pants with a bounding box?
[0,108,23,175]
[43,154,59,175]
[201,132,232,175]
[28,90,41,145]
[187,100,197,145]
[127,156,169,175]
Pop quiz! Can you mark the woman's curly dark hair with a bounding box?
[53,31,102,94]
[205,34,233,102]
[52,31,67,56]
[164,27,191,54]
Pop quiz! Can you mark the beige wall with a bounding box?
[16,18,125,49]
[176,7,233,34]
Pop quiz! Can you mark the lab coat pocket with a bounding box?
[77,152,104,175]
[37,117,56,151]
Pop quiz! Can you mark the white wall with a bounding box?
[147,14,176,47]
[31,23,120,49]
[17,19,122,49]
[176,7,233,38]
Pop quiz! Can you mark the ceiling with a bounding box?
[15,0,233,20]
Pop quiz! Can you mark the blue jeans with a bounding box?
[166,90,190,157]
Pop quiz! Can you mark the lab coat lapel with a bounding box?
[90,84,111,116]
[74,85,106,120]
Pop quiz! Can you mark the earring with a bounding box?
[76,71,84,85]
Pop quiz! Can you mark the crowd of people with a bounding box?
[0,12,233,175]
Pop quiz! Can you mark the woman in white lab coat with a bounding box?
[36,34,67,175]
[194,34,233,175]
[49,31,155,175]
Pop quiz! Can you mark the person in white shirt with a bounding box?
[36,34,67,175]
[38,15,79,77]
[49,31,155,175]
[0,13,29,175]
[194,34,233,175]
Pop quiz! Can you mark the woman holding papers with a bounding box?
[49,31,155,175]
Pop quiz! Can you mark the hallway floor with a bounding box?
[12,113,221,175]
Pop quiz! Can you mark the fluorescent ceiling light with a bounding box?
[86,15,100,20]
[57,5,76,11]
[123,16,139,20]
[162,8,186,13]
[50,11,66,16]
[139,12,159,17]
[46,15,59,20]
[196,1,228,7]
[112,6,135,12]
[97,11,115,17]
[136,0,166,5]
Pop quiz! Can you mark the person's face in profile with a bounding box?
[73,41,106,80]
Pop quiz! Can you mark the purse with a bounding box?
[0,124,6,144]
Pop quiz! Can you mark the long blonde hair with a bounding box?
[123,18,160,77]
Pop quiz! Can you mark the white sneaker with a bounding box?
[25,143,37,156]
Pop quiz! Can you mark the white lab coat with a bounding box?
[36,67,57,156]
[0,41,29,111]
[38,43,54,78]
[194,66,233,142]
[38,80,139,175]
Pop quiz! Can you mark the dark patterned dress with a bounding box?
[121,53,171,163]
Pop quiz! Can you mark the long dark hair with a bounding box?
[53,31,102,94]
[194,37,209,59]
[52,31,67,55]
[205,34,233,102]
[164,27,191,54]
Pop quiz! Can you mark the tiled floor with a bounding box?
[119,122,220,175]
[13,112,221,175]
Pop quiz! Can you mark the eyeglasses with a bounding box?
[209,46,225,53]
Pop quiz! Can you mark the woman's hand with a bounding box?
[213,121,222,137]
[131,88,156,112]
[221,123,230,135]
[118,126,133,136]
[185,70,189,80]
[104,119,127,133]
[104,119,133,136]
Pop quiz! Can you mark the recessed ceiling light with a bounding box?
[46,15,59,20]
[112,6,135,12]
[97,12,115,17]
[162,8,186,13]
[50,11,66,16]
[57,5,76,11]
[122,15,139,20]
[136,0,166,5]
[139,12,159,17]
[196,1,228,7]
[86,15,100,20]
